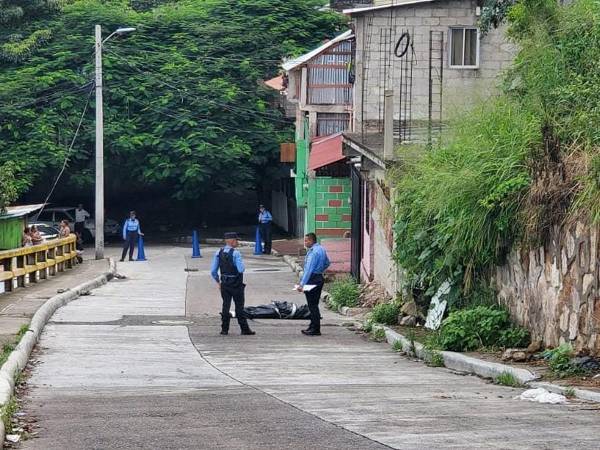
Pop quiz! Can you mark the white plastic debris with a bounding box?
[6,434,21,443]
[516,388,567,404]
[425,280,452,330]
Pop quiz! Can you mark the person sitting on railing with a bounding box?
[22,226,33,247]
[59,220,71,238]
[30,225,43,246]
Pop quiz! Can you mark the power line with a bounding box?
[38,86,94,215]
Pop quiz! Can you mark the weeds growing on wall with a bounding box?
[393,0,600,312]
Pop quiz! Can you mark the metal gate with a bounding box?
[350,166,362,280]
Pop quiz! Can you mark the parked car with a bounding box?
[30,207,120,242]
[28,223,60,241]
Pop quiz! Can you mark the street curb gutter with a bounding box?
[376,325,539,384]
[0,258,117,447]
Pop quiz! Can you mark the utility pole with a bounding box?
[94,24,105,260]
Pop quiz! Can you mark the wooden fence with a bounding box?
[0,235,78,294]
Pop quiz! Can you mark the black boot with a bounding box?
[239,318,255,335]
[220,313,230,336]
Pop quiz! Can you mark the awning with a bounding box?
[0,204,45,220]
[308,133,345,170]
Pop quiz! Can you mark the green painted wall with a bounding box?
[0,217,24,250]
[311,177,352,237]
[294,118,309,207]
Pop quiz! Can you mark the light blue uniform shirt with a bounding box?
[122,218,141,240]
[300,243,330,286]
[258,210,272,224]
[211,246,245,282]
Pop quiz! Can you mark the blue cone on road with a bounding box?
[192,230,202,258]
[136,235,147,261]
[253,226,263,255]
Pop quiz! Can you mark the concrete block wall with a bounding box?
[313,177,352,238]
[353,0,516,126]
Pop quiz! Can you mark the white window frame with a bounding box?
[448,27,480,69]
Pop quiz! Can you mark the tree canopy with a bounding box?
[0,0,345,203]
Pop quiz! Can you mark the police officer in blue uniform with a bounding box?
[211,232,255,336]
[296,232,330,335]
[120,210,143,262]
[258,204,273,255]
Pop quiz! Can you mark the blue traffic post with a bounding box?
[136,235,147,261]
[192,230,202,258]
[253,226,263,255]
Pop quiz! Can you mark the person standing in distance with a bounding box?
[211,232,255,336]
[74,204,90,237]
[296,233,330,336]
[258,204,273,255]
[120,210,143,262]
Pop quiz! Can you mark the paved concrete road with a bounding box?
[16,246,600,449]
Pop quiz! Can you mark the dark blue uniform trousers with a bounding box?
[121,231,138,260]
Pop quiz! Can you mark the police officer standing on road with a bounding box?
[120,210,143,262]
[296,233,330,336]
[211,232,256,336]
[258,204,273,255]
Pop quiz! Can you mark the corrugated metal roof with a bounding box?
[344,0,437,15]
[282,30,353,72]
[309,133,345,170]
[0,204,45,220]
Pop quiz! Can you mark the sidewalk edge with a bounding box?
[0,258,117,447]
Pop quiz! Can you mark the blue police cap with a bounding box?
[224,232,238,240]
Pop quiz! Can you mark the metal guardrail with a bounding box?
[0,235,78,294]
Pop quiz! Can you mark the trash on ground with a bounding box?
[244,301,310,320]
[516,388,567,404]
[6,435,20,443]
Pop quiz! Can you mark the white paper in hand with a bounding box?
[293,284,317,292]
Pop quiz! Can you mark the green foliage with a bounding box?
[436,306,529,352]
[362,319,373,333]
[542,344,584,378]
[328,277,360,309]
[495,371,522,387]
[392,339,404,352]
[394,0,600,313]
[1,396,18,435]
[0,161,22,212]
[370,327,386,342]
[563,386,576,398]
[394,100,540,295]
[426,350,445,368]
[370,302,400,326]
[0,0,345,200]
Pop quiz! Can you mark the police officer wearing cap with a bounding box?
[210,232,255,336]
[258,204,273,255]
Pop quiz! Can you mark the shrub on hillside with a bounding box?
[328,277,360,309]
[370,302,401,325]
[436,306,530,352]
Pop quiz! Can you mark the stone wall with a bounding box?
[494,223,600,355]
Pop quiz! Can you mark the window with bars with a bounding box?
[449,27,479,68]
[316,113,350,136]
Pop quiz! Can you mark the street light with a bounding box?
[94,25,135,260]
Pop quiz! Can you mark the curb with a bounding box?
[374,325,539,384]
[529,381,600,404]
[0,258,117,446]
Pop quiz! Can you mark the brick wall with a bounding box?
[312,177,352,238]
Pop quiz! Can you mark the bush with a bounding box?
[328,277,360,309]
[542,344,584,378]
[436,306,529,352]
[370,302,401,325]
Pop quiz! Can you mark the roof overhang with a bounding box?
[0,203,45,220]
[282,30,353,72]
[344,0,437,15]
[309,133,345,170]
